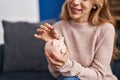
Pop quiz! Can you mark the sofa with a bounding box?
[0,20,120,80]
[0,20,57,80]
[111,20,120,80]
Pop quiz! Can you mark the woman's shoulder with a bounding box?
[96,23,115,41]
[97,22,115,33]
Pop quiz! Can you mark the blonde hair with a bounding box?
[60,0,115,25]
[60,0,120,60]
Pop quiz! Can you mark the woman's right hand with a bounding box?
[34,23,59,42]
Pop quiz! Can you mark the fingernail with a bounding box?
[40,25,44,27]
[37,29,39,31]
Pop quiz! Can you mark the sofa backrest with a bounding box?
[1,20,56,72]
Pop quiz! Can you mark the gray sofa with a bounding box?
[0,20,120,80]
[0,20,56,80]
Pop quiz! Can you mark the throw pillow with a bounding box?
[2,20,55,72]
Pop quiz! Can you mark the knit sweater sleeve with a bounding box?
[48,64,61,78]
[56,23,115,80]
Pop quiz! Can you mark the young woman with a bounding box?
[34,0,119,80]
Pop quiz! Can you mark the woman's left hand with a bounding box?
[45,51,68,70]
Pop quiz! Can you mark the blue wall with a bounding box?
[39,0,65,21]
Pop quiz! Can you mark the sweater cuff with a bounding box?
[57,57,73,73]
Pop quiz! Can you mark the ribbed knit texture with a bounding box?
[48,20,118,80]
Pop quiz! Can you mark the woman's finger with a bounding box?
[53,51,68,64]
[51,52,66,63]
[40,25,51,32]
[34,34,41,39]
[51,29,59,39]
[36,29,44,34]
[45,52,63,67]
[45,52,59,65]
[63,51,68,58]
[44,23,54,30]
[34,29,45,38]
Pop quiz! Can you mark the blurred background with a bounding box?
[0,0,64,44]
[0,0,120,44]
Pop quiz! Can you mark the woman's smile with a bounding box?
[70,6,82,14]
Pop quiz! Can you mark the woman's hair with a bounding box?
[60,2,70,21]
[60,0,114,25]
[113,33,120,60]
[60,0,120,60]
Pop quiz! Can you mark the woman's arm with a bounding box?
[55,24,116,80]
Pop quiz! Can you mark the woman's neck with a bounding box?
[72,15,89,23]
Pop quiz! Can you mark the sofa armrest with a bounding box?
[0,44,4,53]
[111,59,120,80]
[0,44,4,72]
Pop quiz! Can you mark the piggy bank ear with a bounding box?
[52,41,56,46]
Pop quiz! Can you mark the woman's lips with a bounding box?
[70,7,82,14]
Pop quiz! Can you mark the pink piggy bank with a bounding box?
[45,37,67,56]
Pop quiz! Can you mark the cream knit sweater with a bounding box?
[48,20,118,80]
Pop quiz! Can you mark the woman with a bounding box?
[34,0,119,80]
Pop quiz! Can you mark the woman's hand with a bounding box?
[34,23,59,42]
[45,51,68,70]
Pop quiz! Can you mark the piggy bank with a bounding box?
[45,37,67,56]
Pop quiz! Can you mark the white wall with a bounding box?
[0,0,39,44]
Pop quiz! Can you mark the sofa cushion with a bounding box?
[0,71,56,80]
[111,59,120,80]
[2,20,55,72]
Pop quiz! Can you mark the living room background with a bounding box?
[0,0,64,44]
